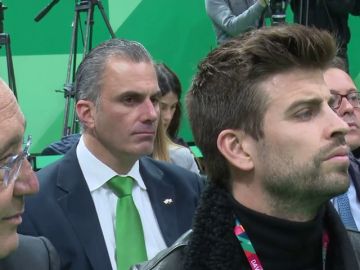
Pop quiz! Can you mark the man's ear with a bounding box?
[217,129,254,171]
[76,100,96,129]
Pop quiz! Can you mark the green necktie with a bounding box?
[108,176,147,270]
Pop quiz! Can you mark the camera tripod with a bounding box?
[0,1,17,98]
[297,0,310,26]
[35,0,115,136]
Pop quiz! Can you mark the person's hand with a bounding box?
[258,0,270,7]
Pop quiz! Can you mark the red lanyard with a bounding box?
[234,218,329,270]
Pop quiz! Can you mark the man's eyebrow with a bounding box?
[285,97,322,114]
[0,134,23,158]
[117,90,148,98]
[0,120,25,157]
[330,88,358,94]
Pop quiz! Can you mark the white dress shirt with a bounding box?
[76,136,167,270]
[333,180,360,230]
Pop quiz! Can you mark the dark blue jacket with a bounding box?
[18,145,203,270]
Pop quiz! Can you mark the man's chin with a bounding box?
[324,172,350,197]
[345,133,360,151]
[134,145,155,157]
[0,232,19,259]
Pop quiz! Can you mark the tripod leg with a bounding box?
[96,0,116,38]
[3,34,17,98]
[305,0,309,26]
[62,0,115,136]
[299,0,303,25]
[83,2,95,55]
[66,10,80,84]
[63,10,81,136]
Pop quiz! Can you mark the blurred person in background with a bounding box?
[152,114,200,174]
[291,0,360,71]
[155,63,202,173]
[325,57,360,263]
[205,0,269,44]
[155,64,186,146]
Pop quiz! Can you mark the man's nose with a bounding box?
[142,99,159,122]
[338,97,355,116]
[13,159,39,196]
[327,105,350,140]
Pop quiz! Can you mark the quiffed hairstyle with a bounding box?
[186,24,337,187]
[75,38,153,105]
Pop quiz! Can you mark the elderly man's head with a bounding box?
[0,80,39,258]
[324,66,360,150]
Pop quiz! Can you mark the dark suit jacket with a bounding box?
[18,145,203,270]
[0,235,60,270]
[348,229,360,266]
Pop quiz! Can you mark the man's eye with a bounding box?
[348,94,358,102]
[295,108,316,121]
[0,155,15,168]
[328,98,337,109]
[121,96,137,105]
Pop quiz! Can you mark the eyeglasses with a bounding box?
[0,135,32,189]
[330,92,360,110]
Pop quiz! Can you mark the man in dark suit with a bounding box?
[18,38,203,270]
[323,59,360,265]
[0,79,60,270]
[0,235,60,270]
[324,59,360,231]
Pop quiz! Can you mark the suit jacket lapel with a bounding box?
[139,157,180,247]
[56,146,112,270]
[349,154,360,201]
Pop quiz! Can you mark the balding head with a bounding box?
[0,79,21,123]
[324,68,360,150]
[0,79,38,259]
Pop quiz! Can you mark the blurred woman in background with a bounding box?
[154,63,200,174]
[153,114,200,174]
[155,63,186,146]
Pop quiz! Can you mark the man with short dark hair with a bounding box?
[132,24,359,270]
[0,79,60,270]
[18,39,203,270]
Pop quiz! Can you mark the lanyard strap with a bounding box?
[234,218,329,270]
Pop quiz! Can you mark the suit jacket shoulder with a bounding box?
[139,156,204,207]
[139,156,204,246]
[18,146,112,270]
[347,230,360,266]
[0,235,60,270]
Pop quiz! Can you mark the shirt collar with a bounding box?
[76,136,146,192]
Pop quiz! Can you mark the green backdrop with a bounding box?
[1,1,359,153]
